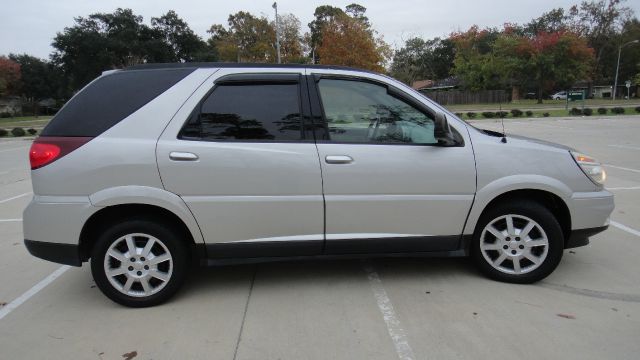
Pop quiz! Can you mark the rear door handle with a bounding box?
[325,155,353,164]
[169,151,199,161]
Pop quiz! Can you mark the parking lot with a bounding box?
[0,116,639,360]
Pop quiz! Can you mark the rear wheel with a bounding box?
[91,219,188,307]
[472,200,564,283]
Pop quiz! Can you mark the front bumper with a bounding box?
[24,239,82,266]
[565,225,609,249]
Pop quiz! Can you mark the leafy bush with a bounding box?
[0,113,11,118]
[510,109,523,117]
[611,107,625,114]
[495,111,508,118]
[481,111,495,118]
[27,128,37,135]
[525,110,533,117]
[583,108,593,116]
[0,129,8,137]
[467,112,477,118]
[569,107,582,116]
[543,112,550,117]
[455,113,463,118]
[635,106,640,113]
[597,107,608,114]
[11,127,26,137]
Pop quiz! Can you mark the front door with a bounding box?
[308,75,476,254]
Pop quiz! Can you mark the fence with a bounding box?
[421,89,509,105]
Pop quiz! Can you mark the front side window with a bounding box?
[317,79,437,144]
[181,83,302,141]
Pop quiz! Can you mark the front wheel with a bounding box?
[472,200,564,283]
[91,219,188,307]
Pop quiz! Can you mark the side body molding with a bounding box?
[89,186,205,244]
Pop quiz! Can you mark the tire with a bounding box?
[91,218,189,307]
[471,200,564,284]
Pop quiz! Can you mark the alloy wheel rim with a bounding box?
[103,233,173,297]
[479,214,549,275]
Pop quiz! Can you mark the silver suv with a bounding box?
[24,64,614,307]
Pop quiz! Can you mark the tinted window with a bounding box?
[317,79,436,144]
[181,83,302,141]
[42,69,194,137]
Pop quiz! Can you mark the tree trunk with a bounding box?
[537,84,544,104]
[511,86,520,101]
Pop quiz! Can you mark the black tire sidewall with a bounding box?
[91,219,188,307]
[472,200,564,284]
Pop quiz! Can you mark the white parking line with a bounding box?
[610,221,640,237]
[363,262,416,360]
[0,218,22,222]
[607,186,640,191]
[0,192,32,204]
[608,144,640,151]
[604,164,640,174]
[0,265,70,321]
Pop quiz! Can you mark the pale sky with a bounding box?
[1,0,639,59]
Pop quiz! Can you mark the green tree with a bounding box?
[8,54,65,100]
[391,37,454,84]
[151,10,215,62]
[208,11,275,62]
[494,31,594,103]
[450,26,504,90]
[308,5,345,63]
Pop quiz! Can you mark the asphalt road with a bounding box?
[0,117,639,360]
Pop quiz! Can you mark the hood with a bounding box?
[507,134,577,152]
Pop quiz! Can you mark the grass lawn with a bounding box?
[447,99,640,111]
[452,107,640,120]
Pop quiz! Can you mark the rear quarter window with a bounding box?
[41,68,195,137]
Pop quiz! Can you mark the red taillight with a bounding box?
[29,137,93,170]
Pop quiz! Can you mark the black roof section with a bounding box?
[123,62,378,74]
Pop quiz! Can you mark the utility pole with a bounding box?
[613,39,639,100]
[273,2,281,64]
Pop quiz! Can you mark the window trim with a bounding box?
[177,73,314,143]
[309,74,463,147]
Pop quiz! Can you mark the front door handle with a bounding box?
[169,151,199,161]
[325,155,353,164]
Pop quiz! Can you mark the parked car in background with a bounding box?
[524,92,537,100]
[551,91,567,100]
[24,63,614,307]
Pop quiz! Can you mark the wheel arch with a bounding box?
[80,186,206,262]
[465,177,572,245]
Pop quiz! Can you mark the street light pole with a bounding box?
[273,2,281,64]
[613,39,639,100]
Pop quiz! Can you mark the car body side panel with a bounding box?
[30,68,218,197]
[156,68,325,246]
[306,69,477,247]
[462,129,609,234]
[89,185,206,244]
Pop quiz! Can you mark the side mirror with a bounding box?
[434,112,456,146]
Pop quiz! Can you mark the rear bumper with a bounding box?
[24,239,82,266]
[565,225,609,249]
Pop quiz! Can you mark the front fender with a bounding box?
[89,185,205,244]
[463,175,573,235]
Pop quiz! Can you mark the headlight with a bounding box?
[570,151,606,186]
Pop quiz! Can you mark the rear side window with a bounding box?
[41,69,194,137]
[180,83,302,141]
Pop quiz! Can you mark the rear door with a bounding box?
[157,71,324,258]
[307,72,476,254]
